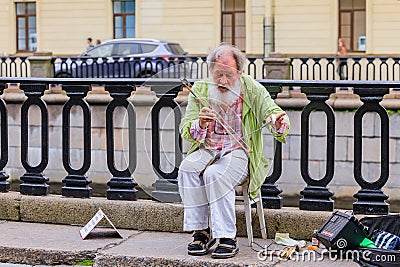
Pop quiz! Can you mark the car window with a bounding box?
[165,43,185,55]
[86,44,113,57]
[140,44,158,53]
[116,43,140,56]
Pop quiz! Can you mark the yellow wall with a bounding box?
[247,0,267,55]
[0,2,14,55]
[39,0,113,55]
[0,0,114,55]
[272,0,400,55]
[0,0,264,56]
[1,0,400,56]
[368,0,400,54]
[137,0,219,55]
[136,0,267,55]
[273,0,337,54]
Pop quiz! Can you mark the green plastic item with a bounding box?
[359,237,377,248]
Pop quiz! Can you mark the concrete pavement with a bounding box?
[0,192,365,266]
[0,220,360,267]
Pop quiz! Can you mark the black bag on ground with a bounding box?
[316,211,367,250]
[355,215,400,267]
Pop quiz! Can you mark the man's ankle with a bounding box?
[194,227,210,234]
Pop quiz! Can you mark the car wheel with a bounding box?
[55,72,72,78]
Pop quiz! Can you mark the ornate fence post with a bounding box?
[261,86,284,209]
[151,82,182,202]
[29,52,54,78]
[105,85,138,201]
[19,83,49,195]
[353,88,390,215]
[299,87,335,211]
[263,53,291,80]
[0,84,9,192]
[61,85,92,198]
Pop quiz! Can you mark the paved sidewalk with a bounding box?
[0,220,359,267]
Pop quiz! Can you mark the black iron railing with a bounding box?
[51,56,207,79]
[0,77,399,215]
[0,57,29,77]
[3,55,400,81]
[49,55,400,81]
[50,55,264,80]
[48,56,400,81]
[289,56,400,81]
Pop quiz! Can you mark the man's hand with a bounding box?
[267,112,288,134]
[274,112,287,130]
[198,107,216,129]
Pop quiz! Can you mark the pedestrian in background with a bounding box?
[337,38,348,80]
[87,37,94,51]
[96,39,101,45]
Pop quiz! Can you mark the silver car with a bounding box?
[54,38,193,78]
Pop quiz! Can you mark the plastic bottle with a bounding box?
[311,230,320,247]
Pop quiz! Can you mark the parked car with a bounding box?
[54,38,193,78]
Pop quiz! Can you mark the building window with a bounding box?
[113,0,135,38]
[339,0,366,52]
[16,2,37,52]
[263,17,274,57]
[221,0,245,51]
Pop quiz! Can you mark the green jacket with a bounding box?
[179,74,290,198]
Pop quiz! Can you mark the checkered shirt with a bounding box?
[190,95,244,152]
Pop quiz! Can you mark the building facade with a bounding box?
[0,0,399,56]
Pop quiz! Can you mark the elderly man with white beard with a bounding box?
[178,44,290,259]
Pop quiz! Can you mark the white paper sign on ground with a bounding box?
[79,208,123,240]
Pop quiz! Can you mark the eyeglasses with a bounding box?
[212,70,240,81]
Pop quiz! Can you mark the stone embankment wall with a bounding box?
[3,87,400,204]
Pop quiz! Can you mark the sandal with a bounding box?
[211,238,239,259]
[187,229,216,256]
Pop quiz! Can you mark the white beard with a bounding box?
[208,79,241,110]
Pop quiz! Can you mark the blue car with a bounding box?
[54,38,193,78]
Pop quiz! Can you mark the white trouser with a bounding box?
[178,148,248,238]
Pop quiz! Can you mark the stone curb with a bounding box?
[0,192,333,240]
[0,247,96,266]
[93,255,268,267]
